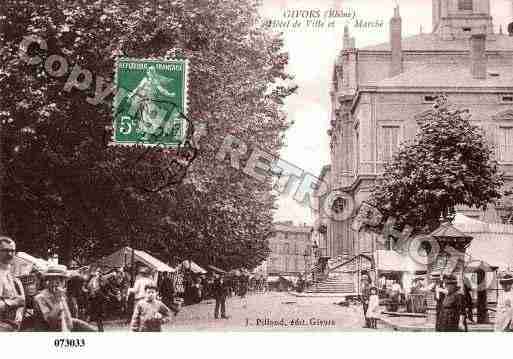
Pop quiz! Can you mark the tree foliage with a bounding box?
[369,97,503,233]
[0,0,296,269]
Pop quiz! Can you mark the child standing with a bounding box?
[367,286,381,329]
[130,283,177,332]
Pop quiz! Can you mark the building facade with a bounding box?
[267,221,313,277]
[317,0,513,266]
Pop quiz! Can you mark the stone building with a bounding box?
[266,221,313,277]
[317,0,513,270]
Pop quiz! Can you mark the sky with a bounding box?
[262,0,512,225]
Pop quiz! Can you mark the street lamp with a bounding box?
[303,247,310,276]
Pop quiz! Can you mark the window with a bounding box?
[285,257,289,272]
[424,95,438,103]
[378,126,400,162]
[502,96,513,103]
[458,0,473,11]
[498,127,513,162]
[284,243,290,254]
[270,257,277,271]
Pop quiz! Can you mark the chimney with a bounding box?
[343,25,351,49]
[470,33,487,79]
[390,6,402,77]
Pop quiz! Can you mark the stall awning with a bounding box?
[374,250,426,272]
[207,265,226,274]
[12,252,49,276]
[267,275,279,282]
[179,260,207,274]
[95,247,175,272]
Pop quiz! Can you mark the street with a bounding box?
[105,292,367,331]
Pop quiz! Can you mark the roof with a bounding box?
[430,221,472,239]
[359,33,513,52]
[452,214,490,233]
[207,264,226,274]
[12,252,49,276]
[132,249,175,272]
[179,260,207,274]
[273,223,312,233]
[372,63,513,89]
[453,214,513,235]
[467,234,513,271]
[374,250,426,272]
[450,214,513,270]
[95,247,175,272]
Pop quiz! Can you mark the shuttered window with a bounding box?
[498,127,513,162]
[458,0,473,11]
[378,126,400,162]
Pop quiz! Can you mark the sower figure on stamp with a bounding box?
[437,275,466,332]
[213,274,230,319]
[0,236,25,332]
[494,273,513,332]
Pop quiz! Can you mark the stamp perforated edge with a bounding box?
[110,57,190,148]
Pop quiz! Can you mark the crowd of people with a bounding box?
[360,270,513,332]
[0,236,266,332]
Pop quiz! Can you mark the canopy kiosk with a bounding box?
[453,214,513,323]
[94,246,175,283]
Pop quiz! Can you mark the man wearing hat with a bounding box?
[0,236,25,331]
[428,272,447,331]
[437,274,466,332]
[33,264,96,331]
[494,273,513,332]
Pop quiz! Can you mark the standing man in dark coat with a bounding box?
[361,275,371,328]
[213,274,229,319]
[428,272,447,331]
[437,275,466,332]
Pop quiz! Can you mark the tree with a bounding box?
[0,0,295,269]
[369,95,503,234]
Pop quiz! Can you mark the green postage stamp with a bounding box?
[113,58,189,147]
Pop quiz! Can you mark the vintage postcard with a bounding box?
[2,0,513,349]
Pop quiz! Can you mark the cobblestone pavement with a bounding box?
[105,292,369,331]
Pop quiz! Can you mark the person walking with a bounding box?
[463,278,474,324]
[213,274,229,319]
[361,275,371,328]
[494,273,513,332]
[86,268,106,331]
[437,275,466,332]
[0,236,25,331]
[428,272,447,331]
[239,275,249,309]
[159,272,175,309]
[128,267,154,306]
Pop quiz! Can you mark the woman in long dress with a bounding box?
[366,286,381,329]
